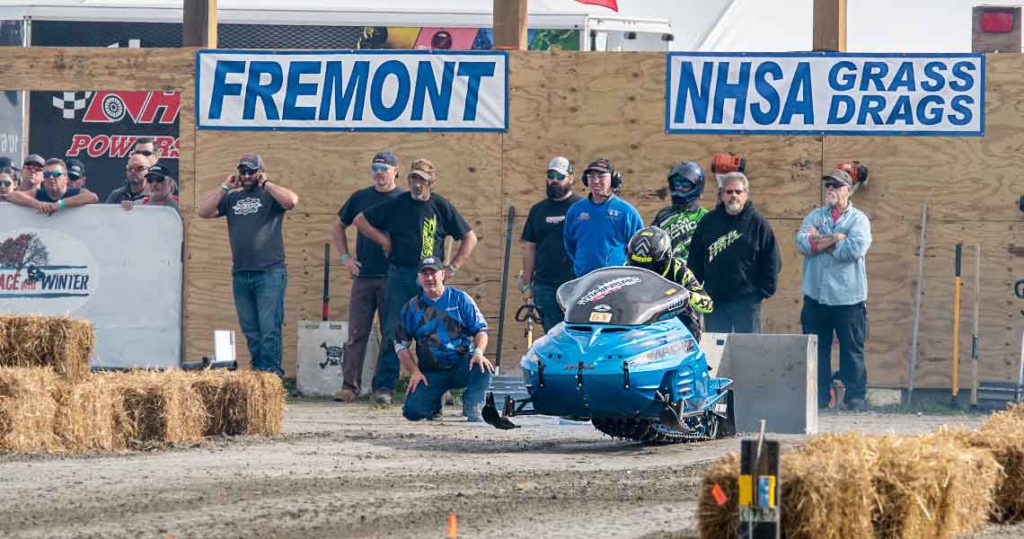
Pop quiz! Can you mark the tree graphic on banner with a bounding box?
[0,233,49,281]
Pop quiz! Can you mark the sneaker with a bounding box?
[374,390,393,407]
[845,398,868,412]
[334,388,357,403]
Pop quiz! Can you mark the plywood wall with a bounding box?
[5,48,1021,389]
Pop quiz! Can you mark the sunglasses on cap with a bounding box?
[237,167,258,176]
[42,170,64,179]
[546,170,566,181]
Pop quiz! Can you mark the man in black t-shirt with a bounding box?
[5,158,98,214]
[354,158,477,406]
[197,153,300,378]
[519,156,582,332]
[331,150,407,402]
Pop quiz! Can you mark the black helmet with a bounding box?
[667,161,705,206]
[627,226,672,268]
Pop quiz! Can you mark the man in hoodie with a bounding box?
[651,161,708,262]
[796,169,872,411]
[687,172,780,334]
[563,158,643,278]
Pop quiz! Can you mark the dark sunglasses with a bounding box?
[370,164,391,172]
[132,150,155,156]
[42,170,64,179]
[127,165,149,173]
[146,176,167,183]
[0,180,11,187]
[723,188,745,195]
[237,167,258,176]
[546,170,566,181]
[23,163,42,170]
[824,180,846,189]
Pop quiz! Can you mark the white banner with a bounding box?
[666,53,984,136]
[196,50,508,132]
[0,204,183,369]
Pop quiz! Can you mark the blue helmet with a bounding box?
[667,161,705,206]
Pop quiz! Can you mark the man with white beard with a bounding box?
[796,169,872,411]
[687,172,780,334]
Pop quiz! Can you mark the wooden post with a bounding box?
[738,437,781,539]
[493,0,529,50]
[184,0,218,48]
[813,0,847,52]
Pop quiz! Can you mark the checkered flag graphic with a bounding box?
[51,91,93,120]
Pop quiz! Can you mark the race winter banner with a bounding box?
[666,53,984,136]
[196,50,509,131]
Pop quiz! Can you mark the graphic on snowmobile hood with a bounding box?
[556,266,691,326]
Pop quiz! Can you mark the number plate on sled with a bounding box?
[714,402,728,414]
[589,312,612,323]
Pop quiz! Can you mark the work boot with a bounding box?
[334,388,357,403]
[374,390,393,407]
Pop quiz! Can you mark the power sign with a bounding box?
[666,53,984,136]
[196,50,508,132]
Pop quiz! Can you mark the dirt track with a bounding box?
[0,401,1021,538]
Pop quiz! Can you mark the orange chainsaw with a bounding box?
[710,152,746,187]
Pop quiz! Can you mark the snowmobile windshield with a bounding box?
[556,267,692,326]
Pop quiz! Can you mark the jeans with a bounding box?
[373,265,422,393]
[342,277,386,393]
[533,282,564,334]
[704,297,762,334]
[801,296,868,406]
[232,267,287,377]
[402,361,494,421]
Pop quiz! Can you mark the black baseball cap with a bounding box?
[372,151,398,167]
[418,256,444,272]
[67,159,86,180]
[23,154,45,168]
[584,158,615,175]
[146,164,172,180]
[0,156,17,170]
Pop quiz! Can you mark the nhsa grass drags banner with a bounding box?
[196,50,508,132]
[666,53,984,136]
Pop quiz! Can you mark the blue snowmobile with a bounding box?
[482,266,735,443]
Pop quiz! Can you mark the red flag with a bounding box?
[576,0,618,11]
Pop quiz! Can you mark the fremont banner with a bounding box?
[666,52,984,136]
[196,50,508,132]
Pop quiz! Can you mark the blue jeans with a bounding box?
[403,361,494,421]
[704,297,762,334]
[373,265,422,392]
[533,282,564,334]
[232,267,287,377]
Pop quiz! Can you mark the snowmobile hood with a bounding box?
[556,266,691,327]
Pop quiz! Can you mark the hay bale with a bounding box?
[105,370,207,446]
[195,370,285,436]
[872,432,1001,539]
[53,375,125,452]
[0,315,93,380]
[697,434,876,539]
[0,367,60,452]
[970,411,1024,521]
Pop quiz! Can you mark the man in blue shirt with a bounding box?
[796,169,873,411]
[563,158,643,277]
[396,256,494,422]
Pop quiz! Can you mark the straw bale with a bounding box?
[697,453,739,539]
[0,315,93,380]
[0,367,60,452]
[872,432,1001,539]
[201,371,285,436]
[106,371,207,445]
[969,411,1024,521]
[53,374,125,452]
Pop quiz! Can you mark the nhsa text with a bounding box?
[198,52,508,131]
[668,55,983,135]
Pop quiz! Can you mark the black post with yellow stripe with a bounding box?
[738,437,780,539]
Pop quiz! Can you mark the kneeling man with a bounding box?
[398,256,494,422]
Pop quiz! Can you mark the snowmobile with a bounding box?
[482,266,735,443]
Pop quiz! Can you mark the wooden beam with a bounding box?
[493,0,529,50]
[183,0,218,48]
[813,0,847,52]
